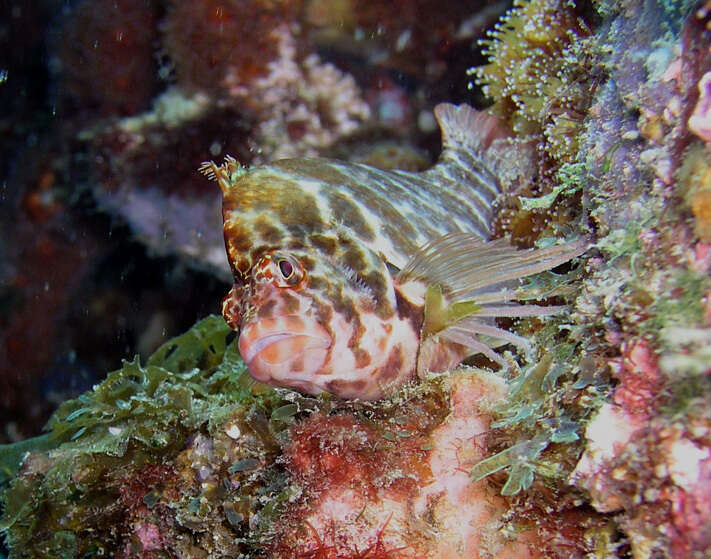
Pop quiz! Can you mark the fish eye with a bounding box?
[277,258,294,279]
[270,253,303,287]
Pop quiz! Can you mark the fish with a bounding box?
[200,103,586,400]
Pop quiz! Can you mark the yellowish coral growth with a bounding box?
[474,0,592,163]
[678,144,711,241]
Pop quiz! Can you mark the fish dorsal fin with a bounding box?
[199,155,246,194]
[434,103,507,156]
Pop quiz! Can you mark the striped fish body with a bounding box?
[202,104,584,400]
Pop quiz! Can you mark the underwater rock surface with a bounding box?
[2,0,711,557]
[0,317,603,558]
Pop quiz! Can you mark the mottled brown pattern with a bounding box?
[234,170,327,231]
[257,298,277,319]
[221,285,244,331]
[275,192,324,231]
[324,190,376,241]
[378,335,388,352]
[329,284,357,325]
[276,159,421,252]
[325,378,367,395]
[312,295,334,326]
[353,347,371,368]
[363,270,394,319]
[310,294,335,375]
[375,199,418,238]
[376,344,405,384]
[308,275,327,290]
[394,288,425,334]
[275,158,353,188]
[342,247,368,274]
[283,243,316,264]
[224,219,253,254]
[235,257,251,276]
[221,195,241,215]
[253,214,284,244]
[280,291,300,314]
[347,312,366,350]
[309,233,338,254]
[248,247,271,270]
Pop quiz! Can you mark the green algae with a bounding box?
[42,314,277,454]
[0,315,289,557]
[0,316,458,557]
[519,161,588,211]
[1,2,708,556]
[474,0,711,554]
[470,434,549,495]
[468,327,606,496]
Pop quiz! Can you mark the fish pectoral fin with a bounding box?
[422,284,481,337]
[416,336,471,378]
[397,233,589,303]
[412,234,589,371]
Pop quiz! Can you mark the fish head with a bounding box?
[223,239,421,400]
[201,157,422,399]
[223,247,331,394]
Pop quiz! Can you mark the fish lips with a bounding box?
[238,318,332,387]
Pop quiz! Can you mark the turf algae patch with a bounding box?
[0,315,292,558]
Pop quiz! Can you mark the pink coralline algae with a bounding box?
[689,72,711,143]
[5,0,711,557]
[571,331,711,557]
[664,438,711,556]
[132,522,162,553]
[611,340,664,413]
[271,372,551,558]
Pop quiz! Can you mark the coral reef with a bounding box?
[474,0,596,248]
[268,371,556,559]
[3,0,711,557]
[474,0,594,164]
[0,317,284,556]
[223,29,372,162]
[460,1,711,557]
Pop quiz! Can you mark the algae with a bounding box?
[0,315,289,557]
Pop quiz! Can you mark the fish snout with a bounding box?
[238,316,332,388]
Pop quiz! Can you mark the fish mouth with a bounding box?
[238,319,332,385]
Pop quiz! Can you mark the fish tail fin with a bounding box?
[199,155,243,195]
[424,104,509,239]
[434,103,506,157]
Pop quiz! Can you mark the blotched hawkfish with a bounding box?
[201,104,585,400]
